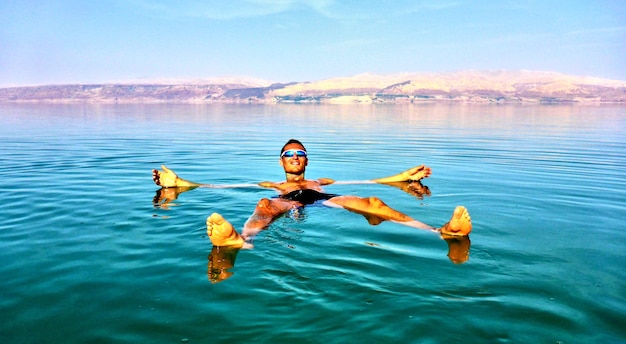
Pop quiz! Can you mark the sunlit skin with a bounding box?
[153,140,472,282]
[153,141,471,246]
[152,165,201,188]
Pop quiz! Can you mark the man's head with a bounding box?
[280,139,306,155]
[279,139,308,176]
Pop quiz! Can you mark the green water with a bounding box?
[1,103,624,343]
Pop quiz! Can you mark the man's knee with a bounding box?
[368,196,386,207]
[256,198,273,208]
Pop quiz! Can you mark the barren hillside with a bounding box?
[1,71,624,103]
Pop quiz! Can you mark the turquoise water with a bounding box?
[1,103,625,343]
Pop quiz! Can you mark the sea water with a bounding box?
[0,103,624,343]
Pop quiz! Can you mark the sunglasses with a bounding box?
[281,149,307,158]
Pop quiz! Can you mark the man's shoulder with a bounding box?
[317,177,335,185]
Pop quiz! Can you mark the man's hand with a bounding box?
[402,165,432,181]
[372,165,432,183]
[152,165,201,188]
[152,165,180,188]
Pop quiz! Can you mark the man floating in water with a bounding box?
[153,138,471,243]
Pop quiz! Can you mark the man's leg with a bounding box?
[241,198,298,240]
[325,196,471,235]
[206,198,298,247]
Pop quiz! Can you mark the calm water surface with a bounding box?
[1,103,625,343]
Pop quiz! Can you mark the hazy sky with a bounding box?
[1,0,625,86]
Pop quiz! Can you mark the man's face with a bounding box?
[279,143,308,175]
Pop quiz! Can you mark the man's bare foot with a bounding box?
[439,206,472,236]
[152,165,200,188]
[206,213,246,247]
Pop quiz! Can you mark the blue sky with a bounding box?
[1,0,625,86]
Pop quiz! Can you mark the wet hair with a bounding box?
[280,139,306,155]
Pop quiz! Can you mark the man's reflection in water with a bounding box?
[207,232,471,284]
[442,234,471,264]
[207,246,239,284]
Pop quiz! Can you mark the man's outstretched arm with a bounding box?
[329,165,432,186]
[153,165,262,189]
[153,164,430,188]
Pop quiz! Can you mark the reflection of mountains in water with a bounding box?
[2,71,625,103]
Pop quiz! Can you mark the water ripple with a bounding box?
[1,104,625,343]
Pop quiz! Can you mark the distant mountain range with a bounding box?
[1,71,625,103]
